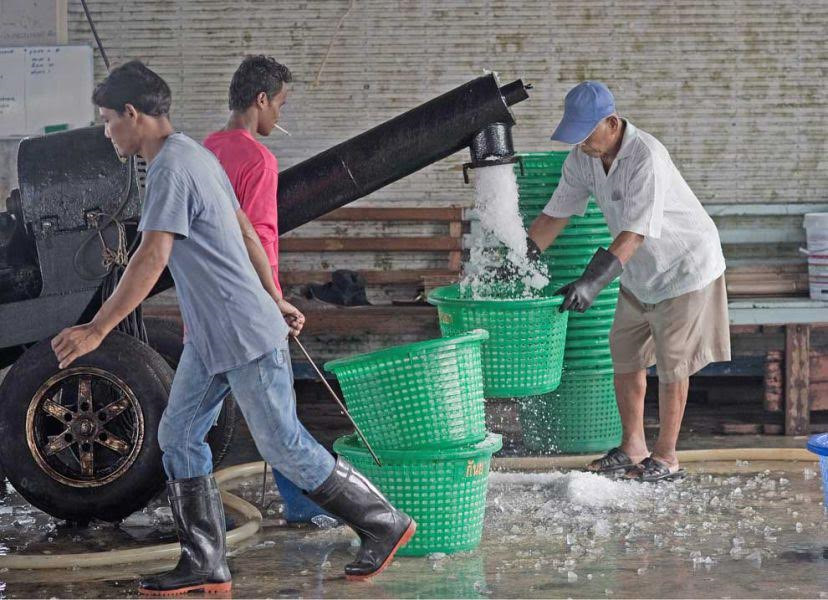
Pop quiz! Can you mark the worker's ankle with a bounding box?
[620,440,648,461]
[650,450,678,468]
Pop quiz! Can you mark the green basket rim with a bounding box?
[547,246,614,257]
[324,329,489,373]
[565,308,617,319]
[564,348,614,359]
[427,284,565,309]
[564,356,615,364]
[566,315,615,328]
[546,291,618,306]
[560,366,616,376]
[547,236,614,247]
[333,431,503,461]
[546,255,617,267]
[566,326,615,338]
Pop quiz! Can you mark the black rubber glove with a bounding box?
[554,247,622,313]
[494,236,543,281]
[526,237,542,263]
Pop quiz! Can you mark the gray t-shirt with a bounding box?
[139,133,289,375]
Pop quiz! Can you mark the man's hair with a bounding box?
[92,60,171,116]
[228,55,292,111]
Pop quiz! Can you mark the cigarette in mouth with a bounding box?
[274,124,291,136]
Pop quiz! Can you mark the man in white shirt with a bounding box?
[528,81,730,481]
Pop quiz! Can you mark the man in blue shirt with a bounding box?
[52,60,415,595]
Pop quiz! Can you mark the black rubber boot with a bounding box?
[307,457,416,581]
[138,475,231,596]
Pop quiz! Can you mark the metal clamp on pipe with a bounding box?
[462,122,525,184]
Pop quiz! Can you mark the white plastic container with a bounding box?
[802,213,828,300]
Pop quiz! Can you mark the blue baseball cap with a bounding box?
[550,81,616,144]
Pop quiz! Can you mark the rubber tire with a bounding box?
[143,316,237,467]
[0,332,173,522]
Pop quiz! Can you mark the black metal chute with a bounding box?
[277,73,530,234]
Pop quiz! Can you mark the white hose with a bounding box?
[0,461,264,570]
[492,447,816,471]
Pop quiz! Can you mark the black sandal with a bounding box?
[585,447,635,474]
[627,456,686,483]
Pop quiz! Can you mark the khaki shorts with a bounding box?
[610,275,731,383]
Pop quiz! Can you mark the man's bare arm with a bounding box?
[236,208,282,301]
[608,231,645,264]
[52,231,174,367]
[235,208,305,336]
[528,213,570,252]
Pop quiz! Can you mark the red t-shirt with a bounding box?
[204,129,282,294]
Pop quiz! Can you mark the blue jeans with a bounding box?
[158,341,335,492]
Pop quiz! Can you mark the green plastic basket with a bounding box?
[546,275,620,291]
[427,285,568,398]
[516,183,561,194]
[567,307,617,324]
[333,432,503,556]
[562,357,615,371]
[324,330,488,450]
[566,324,615,340]
[544,254,616,269]
[516,152,570,171]
[519,371,621,453]
[564,346,614,359]
[565,335,611,349]
[544,280,619,298]
[555,225,613,236]
[546,235,614,248]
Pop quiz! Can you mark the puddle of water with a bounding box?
[1,462,827,598]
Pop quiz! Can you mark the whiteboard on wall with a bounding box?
[0,44,93,136]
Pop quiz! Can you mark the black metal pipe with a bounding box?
[277,74,529,234]
[469,122,516,164]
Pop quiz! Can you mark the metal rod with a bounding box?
[260,461,268,507]
[290,336,382,467]
[80,0,111,71]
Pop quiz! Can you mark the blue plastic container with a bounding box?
[806,433,828,506]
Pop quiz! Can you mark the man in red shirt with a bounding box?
[205,56,332,524]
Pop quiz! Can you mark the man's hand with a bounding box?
[50,230,172,368]
[51,323,105,369]
[554,247,623,313]
[277,298,305,337]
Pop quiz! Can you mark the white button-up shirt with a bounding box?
[543,121,726,304]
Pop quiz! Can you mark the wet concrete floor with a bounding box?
[1,458,827,599]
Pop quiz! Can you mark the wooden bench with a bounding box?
[709,202,827,298]
[689,204,828,434]
[279,206,465,299]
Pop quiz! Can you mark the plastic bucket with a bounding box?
[803,214,828,301]
[324,330,488,450]
[334,432,503,555]
[806,433,828,507]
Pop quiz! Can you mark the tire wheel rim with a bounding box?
[25,367,144,488]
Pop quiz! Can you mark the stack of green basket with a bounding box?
[324,330,502,556]
[514,152,622,454]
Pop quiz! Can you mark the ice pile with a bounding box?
[485,466,827,579]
